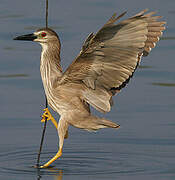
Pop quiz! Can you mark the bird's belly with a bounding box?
[47,86,83,115]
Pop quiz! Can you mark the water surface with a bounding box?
[0,0,175,180]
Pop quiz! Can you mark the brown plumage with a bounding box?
[14,9,166,168]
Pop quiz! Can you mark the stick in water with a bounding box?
[36,98,48,168]
[36,0,49,168]
[46,0,48,28]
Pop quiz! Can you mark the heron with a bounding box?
[14,9,166,168]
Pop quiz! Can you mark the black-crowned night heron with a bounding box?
[14,9,166,168]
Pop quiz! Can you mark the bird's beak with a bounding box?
[13,33,37,41]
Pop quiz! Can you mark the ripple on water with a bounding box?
[24,26,64,31]
[160,36,175,40]
[138,65,153,69]
[151,82,175,87]
[0,74,28,78]
[0,14,24,19]
[0,144,170,177]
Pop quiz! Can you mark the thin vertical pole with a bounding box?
[36,0,49,168]
[46,0,48,28]
[36,98,48,168]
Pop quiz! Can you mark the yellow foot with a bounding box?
[41,108,58,129]
[40,148,62,168]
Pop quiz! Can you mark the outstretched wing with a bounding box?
[59,9,166,112]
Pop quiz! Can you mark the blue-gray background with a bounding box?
[0,0,174,180]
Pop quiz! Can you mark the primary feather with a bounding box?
[59,9,166,113]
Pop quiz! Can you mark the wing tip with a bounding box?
[105,11,127,26]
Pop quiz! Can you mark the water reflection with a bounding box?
[54,171,63,180]
[37,168,63,180]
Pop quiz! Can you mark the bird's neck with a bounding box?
[40,41,62,96]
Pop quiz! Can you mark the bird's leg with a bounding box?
[40,117,68,168]
[41,108,58,129]
[40,147,63,168]
[64,130,68,139]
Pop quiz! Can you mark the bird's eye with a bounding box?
[41,32,47,37]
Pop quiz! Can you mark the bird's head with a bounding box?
[14,28,60,45]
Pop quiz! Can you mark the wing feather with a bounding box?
[59,9,166,112]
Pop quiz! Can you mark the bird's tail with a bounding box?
[72,115,120,131]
